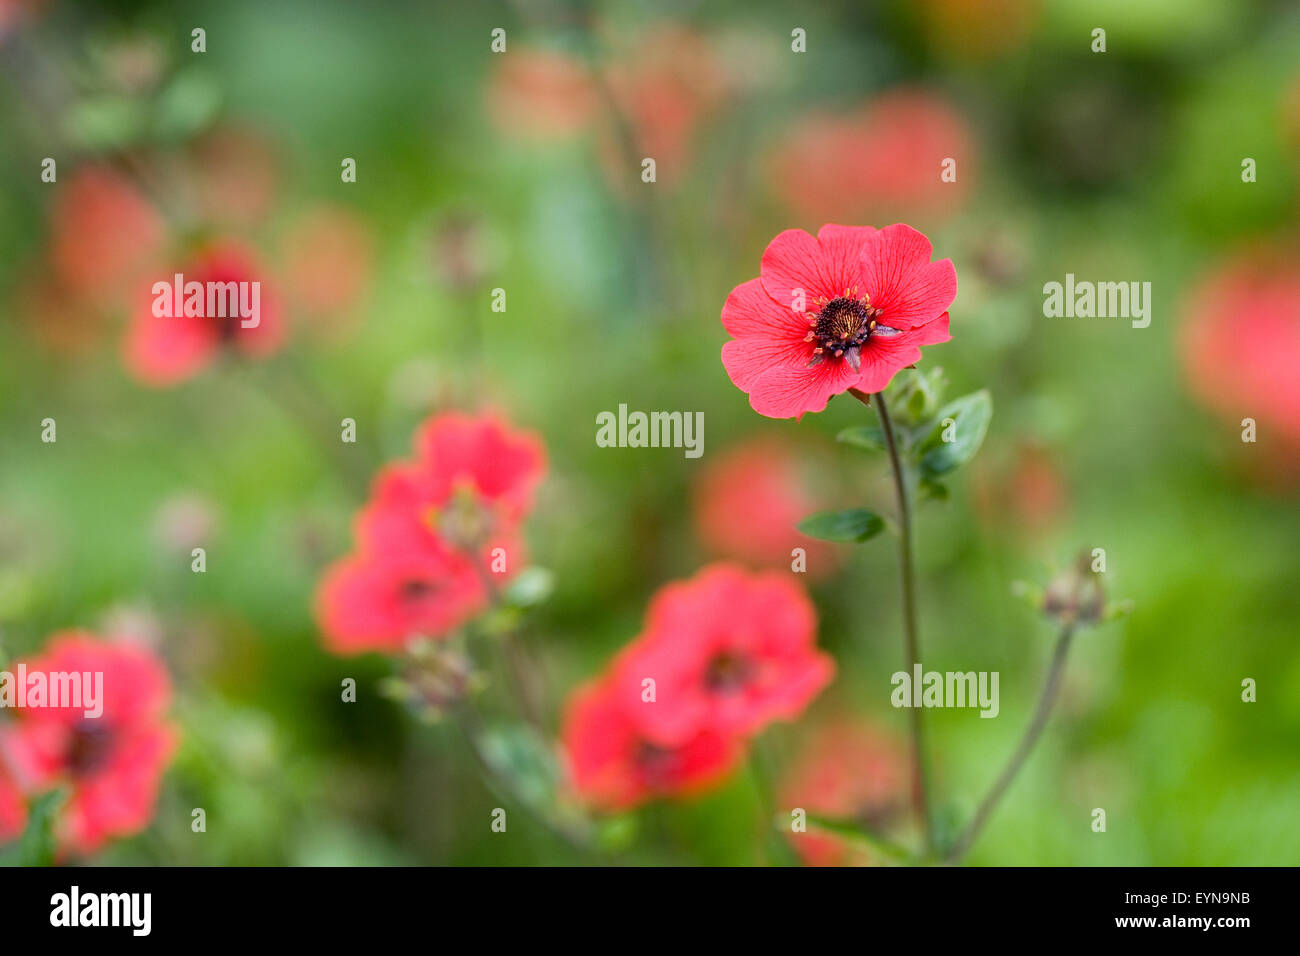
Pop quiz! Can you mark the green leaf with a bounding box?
[0,789,65,867]
[836,425,885,452]
[477,725,561,810]
[152,70,222,142]
[918,390,992,477]
[503,567,554,609]
[918,477,949,501]
[63,96,146,150]
[797,508,884,543]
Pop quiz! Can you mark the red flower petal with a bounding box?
[745,356,862,420]
[856,223,957,330]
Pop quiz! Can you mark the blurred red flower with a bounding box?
[562,564,831,810]
[721,223,955,419]
[779,719,907,866]
[487,46,598,141]
[358,414,545,559]
[0,633,178,857]
[610,564,832,745]
[315,548,487,655]
[316,412,546,654]
[1180,247,1300,480]
[598,26,727,186]
[187,125,280,228]
[0,765,23,843]
[283,204,375,332]
[122,240,285,387]
[693,438,839,577]
[560,674,743,811]
[771,90,974,225]
[972,441,1069,541]
[49,165,166,301]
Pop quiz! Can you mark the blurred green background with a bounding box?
[1,0,1298,865]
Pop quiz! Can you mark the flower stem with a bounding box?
[945,621,1076,863]
[850,386,934,855]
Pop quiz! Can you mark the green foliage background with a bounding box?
[0,0,1297,864]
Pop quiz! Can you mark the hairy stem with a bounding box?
[850,386,934,854]
[945,621,1076,863]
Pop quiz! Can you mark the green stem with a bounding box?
[851,386,934,855]
[945,621,1076,863]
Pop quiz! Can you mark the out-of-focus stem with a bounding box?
[850,386,934,855]
[945,621,1076,863]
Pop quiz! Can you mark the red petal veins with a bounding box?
[856,223,957,330]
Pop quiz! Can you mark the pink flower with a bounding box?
[721,223,955,419]
[315,412,546,654]
[610,564,833,745]
[0,633,179,856]
[560,674,743,811]
[123,240,285,387]
[692,438,839,577]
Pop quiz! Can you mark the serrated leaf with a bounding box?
[918,390,992,477]
[836,425,885,452]
[797,508,884,543]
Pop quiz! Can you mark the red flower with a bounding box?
[314,548,486,655]
[598,26,727,188]
[610,564,833,745]
[1181,248,1300,447]
[0,633,178,856]
[123,240,284,387]
[357,413,545,560]
[721,223,955,419]
[487,47,597,142]
[560,674,743,811]
[771,90,974,225]
[283,204,375,332]
[778,719,907,866]
[315,412,546,654]
[692,438,839,577]
[0,765,23,843]
[50,165,166,301]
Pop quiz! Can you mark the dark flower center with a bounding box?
[704,650,753,692]
[66,721,116,776]
[400,577,438,602]
[635,741,679,787]
[804,293,891,371]
[814,297,875,349]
